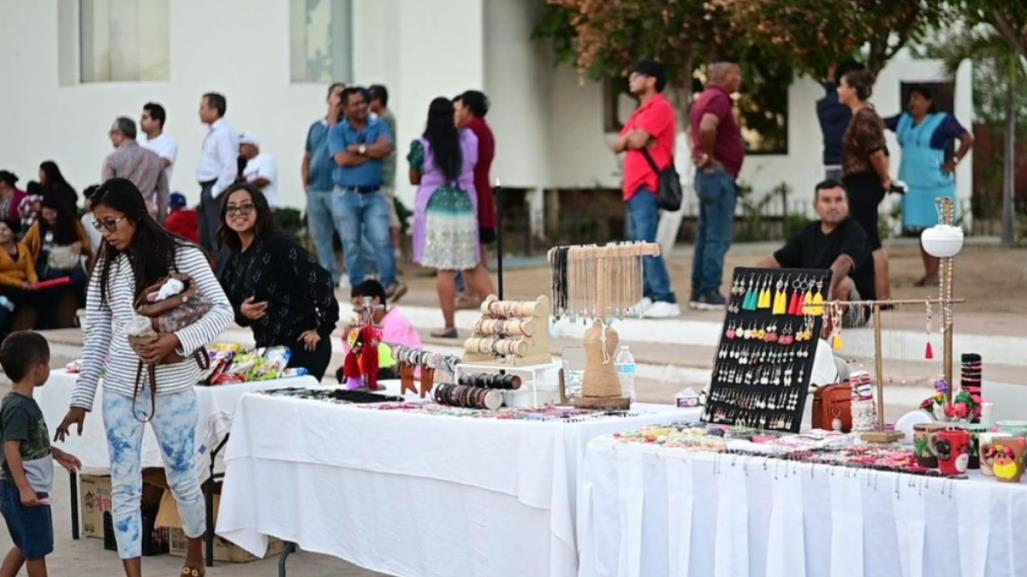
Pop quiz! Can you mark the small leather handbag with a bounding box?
[130,274,212,421]
[812,383,852,432]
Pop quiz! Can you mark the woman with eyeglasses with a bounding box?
[22,194,92,327]
[217,183,339,380]
[55,178,233,577]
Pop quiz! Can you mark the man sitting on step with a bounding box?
[757,179,874,327]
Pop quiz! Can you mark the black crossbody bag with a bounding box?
[640,147,683,211]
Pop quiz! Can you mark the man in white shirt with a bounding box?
[195,92,239,253]
[239,132,279,207]
[140,102,178,186]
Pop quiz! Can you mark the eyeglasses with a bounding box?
[225,204,255,216]
[92,216,126,233]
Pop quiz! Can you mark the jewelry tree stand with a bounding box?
[548,242,661,410]
[827,198,963,443]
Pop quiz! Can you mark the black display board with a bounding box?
[702,267,833,433]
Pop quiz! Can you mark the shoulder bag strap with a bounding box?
[640,146,662,175]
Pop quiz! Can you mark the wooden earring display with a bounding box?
[462,295,552,367]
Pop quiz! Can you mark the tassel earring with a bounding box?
[758,277,772,309]
[924,299,935,360]
[808,280,825,316]
[830,303,845,351]
[772,279,787,315]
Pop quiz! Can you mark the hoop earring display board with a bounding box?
[703,267,832,433]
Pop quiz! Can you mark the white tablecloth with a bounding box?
[215,392,700,577]
[579,437,1027,577]
[37,369,319,478]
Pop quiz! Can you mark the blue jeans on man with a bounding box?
[333,187,398,288]
[628,189,677,304]
[691,167,737,301]
[307,188,340,283]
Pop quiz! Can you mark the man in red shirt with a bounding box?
[164,192,199,243]
[613,60,680,318]
[690,61,744,310]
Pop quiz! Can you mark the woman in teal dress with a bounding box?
[885,86,974,286]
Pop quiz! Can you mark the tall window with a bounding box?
[290,0,353,83]
[79,0,169,82]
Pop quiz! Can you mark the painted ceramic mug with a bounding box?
[979,432,1014,476]
[913,423,946,468]
[982,436,1027,483]
[957,423,989,470]
[932,428,971,476]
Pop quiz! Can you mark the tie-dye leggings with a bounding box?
[102,386,206,559]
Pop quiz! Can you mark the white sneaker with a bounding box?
[642,301,682,319]
[630,297,654,316]
[338,274,351,291]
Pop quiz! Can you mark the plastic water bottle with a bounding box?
[615,346,636,400]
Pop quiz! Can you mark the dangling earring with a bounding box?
[808,280,825,316]
[758,276,772,309]
[924,299,935,359]
[830,303,845,350]
[772,278,787,315]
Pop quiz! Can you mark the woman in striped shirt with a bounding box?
[55,178,232,577]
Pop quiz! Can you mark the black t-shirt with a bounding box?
[773,218,876,300]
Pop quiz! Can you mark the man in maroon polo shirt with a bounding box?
[690,61,744,310]
[453,90,496,307]
[613,60,681,319]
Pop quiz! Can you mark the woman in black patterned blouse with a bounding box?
[217,183,339,380]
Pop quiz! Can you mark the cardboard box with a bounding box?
[79,472,112,540]
[79,468,168,541]
[156,485,284,563]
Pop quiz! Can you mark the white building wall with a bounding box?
[0,1,973,226]
[0,0,485,211]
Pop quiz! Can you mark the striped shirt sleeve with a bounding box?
[173,245,233,356]
[71,258,115,411]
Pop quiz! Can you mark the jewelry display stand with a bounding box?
[827,199,964,444]
[454,361,562,408]
[704,267,832,433]
[547,242,661,411]
[463,295,552,367]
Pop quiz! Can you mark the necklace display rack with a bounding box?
[547,242,661,411]
[703,267,832,433]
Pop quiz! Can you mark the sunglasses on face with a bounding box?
[225,204,255,216]
[92,216,126,233]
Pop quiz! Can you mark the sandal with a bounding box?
[181,567,204,577]
[430,327,459,339]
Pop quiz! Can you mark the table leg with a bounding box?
[205,435,231,567]
[204,473,215,567]
[69,469,79,540]
[278,541,297,577]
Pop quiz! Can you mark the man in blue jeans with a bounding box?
[329,86,407,302]
[691,62,745,310]
[303,82,346,285]
[614,60,681,318]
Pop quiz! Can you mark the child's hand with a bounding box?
[19,487,42,508]
[53,449,82,472]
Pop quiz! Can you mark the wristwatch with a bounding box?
[358,144,367,155]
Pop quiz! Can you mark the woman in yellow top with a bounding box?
[0,219,39,335]
[21,195,91,327]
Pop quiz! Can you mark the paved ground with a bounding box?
[2,238,1024,576]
